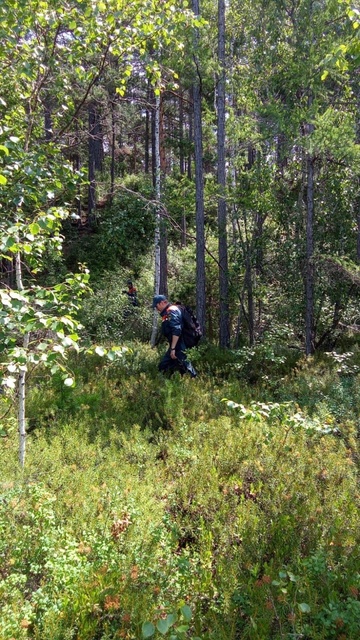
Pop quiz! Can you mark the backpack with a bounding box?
[177,304,202,348]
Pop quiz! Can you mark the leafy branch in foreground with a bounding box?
[0,207,127,466]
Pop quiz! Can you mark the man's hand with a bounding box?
[170,336,179,359]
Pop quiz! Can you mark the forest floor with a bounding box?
[1,343,360,639]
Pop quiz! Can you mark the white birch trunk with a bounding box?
[150,93,161,348]
[15,250,29,467]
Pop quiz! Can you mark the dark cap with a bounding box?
[152,294,167,308]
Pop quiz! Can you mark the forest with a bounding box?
[1,0,360,638]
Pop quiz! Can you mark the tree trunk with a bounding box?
[179,89,185,176]
[73,121,82,224]
[88,102,97,225]
[151,90,156,188]
[44,96,52,141]
[15,249,28,467]
[179,89,187,247]
[245,251,255,346]
[187,89,193,181]
[18,336,29,468]
[159,93,168,295]
[159,219,168,297]
[217,0,230,347]
[159,93,167,174]
[151,93,162,347]
[356,87,360,262]
[88,102,104,224]
[357,202,360,262]
[110,97,116,202]
[305,133,315,355]
[237,213,254,346]
[192,0,206,334]
[145,81,151,174]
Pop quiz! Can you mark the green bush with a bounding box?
[79,269,154,344]
[1,343,360,639]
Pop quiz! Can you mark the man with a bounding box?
[152,295,197,378]
[122,280,138,306]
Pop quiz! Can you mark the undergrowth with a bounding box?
[1,342,359,639]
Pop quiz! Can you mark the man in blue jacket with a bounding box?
[152,295,197,378]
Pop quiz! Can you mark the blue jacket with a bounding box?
[160,304,182,343]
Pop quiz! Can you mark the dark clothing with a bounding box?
[158,304,197,377]
[123,285,138,306]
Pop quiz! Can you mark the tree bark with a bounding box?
[356,86,360,262]
[15,249,29,468]
[159,93,168,295]
[187,89,193,181]
[151,93,162,347]
[110,96,116,202]
[305,128,315,355]
[43,95,53,141]
[151,90,156,188]
[159,219,168,297]
[88,102,97,225]
[217,0,230,347]
[145,81,151,174]
[245,251,255,346]
[179,89,187,247]
[192,0,206,335]
[179,89,185,176]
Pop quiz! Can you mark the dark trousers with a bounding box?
[158,342,197,378]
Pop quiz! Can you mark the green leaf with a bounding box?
[157,614,177,634]
[298,602,311,613]
[287,571,297,582]
[180,605,192,622]
[0,174,7,185]
[142,622,155,638]
[157,619,170,635]
[167,613,177,627]
[29,222,40,235]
